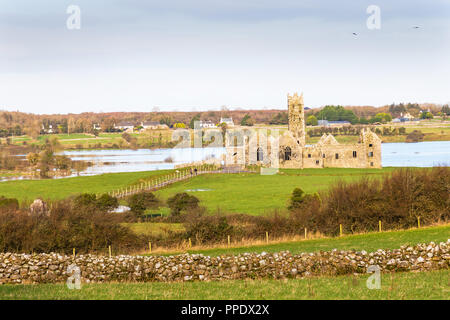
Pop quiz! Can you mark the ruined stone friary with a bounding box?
[225,92,382,168]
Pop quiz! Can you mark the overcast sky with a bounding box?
[0,0,449,114]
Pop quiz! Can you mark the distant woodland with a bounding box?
[0,103,448,137]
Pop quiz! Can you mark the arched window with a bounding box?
[257,147,263,161]
[284,147,292,160]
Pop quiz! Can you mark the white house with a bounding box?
[114,121,135,131]
[198,120,216,128]
[219,117,234,127]
[141,121,160,129]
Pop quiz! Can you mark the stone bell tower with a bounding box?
[288,92,306,147]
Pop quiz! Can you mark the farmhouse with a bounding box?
[141,121,168,130]
[114,121,134,131]
[220,117,234,127]
[198,120,216,128]
[226,92,382,169]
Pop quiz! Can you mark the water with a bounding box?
[68,141,449,174]
[62,147,226,175]
[382,141,450,167]
[1,142,449,181]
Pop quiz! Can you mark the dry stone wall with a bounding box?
[0,240,448,284]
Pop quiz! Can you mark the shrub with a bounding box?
[127,192,159,215]
[73,193,118,212]
[288,188,306,211]
[292,167,450,235]
[406,130,424,142]
[0,197,19,211]
[96,194,119,211]
[73,193,97,207]
[184,215,233,244]
[167,193,199,216]
[0,200,141,254]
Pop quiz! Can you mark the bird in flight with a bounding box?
[352,32,358,36]
[413,26,420,29]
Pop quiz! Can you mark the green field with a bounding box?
[153,168,397,215]
[0,170,174,202]
[145,224,450,256]
[0,168,396,214]
[8,131,173,149]
[0,269,447,300]
[124,222,184,237]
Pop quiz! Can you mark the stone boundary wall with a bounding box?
[0,240,448,284]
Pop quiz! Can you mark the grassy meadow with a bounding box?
[0,269,448,300]
[0,167,398,214]
[0,170,174,203]
[7,131,174,149]
[153,168,398,215]
[141,224,450,256]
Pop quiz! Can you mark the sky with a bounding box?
[0,0,449,114]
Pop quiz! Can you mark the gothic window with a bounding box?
[257,147,263,161]
[308,154,311,158]
[335,153,339,159]
[353,151,357,158]
[369,152,374,157]
[369,143,373,147]
[284,147,292,161]
[322,154,325,158]
[315,160,320,165]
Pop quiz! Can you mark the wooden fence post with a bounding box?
[304,228,307,239]
[339,224,343,237]
[265,231,269,244]
[73,248,75,260]
[148,241,152,254]
[227,235,231,247]
[109,245,112,258]
[188,238,192,248]
[417,216,421,228]
[379,220,382,232]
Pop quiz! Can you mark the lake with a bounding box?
[2,141,449,180]
[65,141,449,176]
[382,141,450,167]
[63,147,226,175]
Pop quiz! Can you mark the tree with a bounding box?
[441,105,450,116]
[371,113,392,123]
[24,120,41,139]
[288,188,306,211]
[121,132,132,142]
[167,192,200,216]
[54,155,72,170]
[173,123,186,128]
[128,192,160,216]
[96,194,119,211]
[420,111,433,119]
[315,106,358,124]
[159,116,172,127]
[269,112,288,125]
[306,115,318,126]
[240,114,254,126]
[26,152,40,166]
[189,114,201,129]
